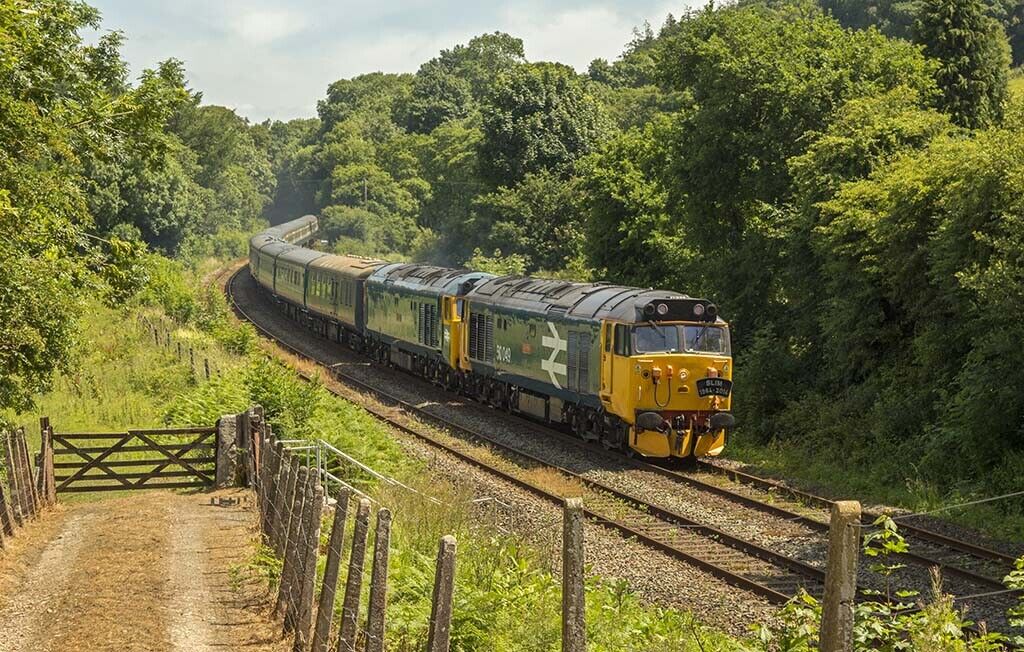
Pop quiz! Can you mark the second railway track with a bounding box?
[221,263,1022,631]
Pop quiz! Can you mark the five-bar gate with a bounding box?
[52,427,218,493]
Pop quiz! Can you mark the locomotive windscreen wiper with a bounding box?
[690,325,709,352]
[646,321,679,353]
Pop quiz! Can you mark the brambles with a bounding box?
[744,519,1022,651]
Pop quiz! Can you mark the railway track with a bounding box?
[222,264,1022,626]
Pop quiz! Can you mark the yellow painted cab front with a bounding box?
[601,319,734,459]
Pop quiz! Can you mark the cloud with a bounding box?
[91,0,700,122]
[231,9,308,45]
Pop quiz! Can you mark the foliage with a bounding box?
[463,249,529,276]
[397,32,525,134]
[0,0,273,411]
[478,62,612,186]
[914,0,1011,128]
[469,170,585,272]
[745,521,1016,651]
[1007,557,1024,642]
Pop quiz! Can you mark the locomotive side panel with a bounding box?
[466,304,601,407]
[365,283,442,356]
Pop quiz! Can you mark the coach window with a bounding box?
[604,324,612,352]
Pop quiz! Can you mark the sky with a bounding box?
[85,1,697,123]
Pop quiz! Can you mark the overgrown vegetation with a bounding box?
[744,517,1024,650]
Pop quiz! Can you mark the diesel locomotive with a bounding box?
[249,215,735,460]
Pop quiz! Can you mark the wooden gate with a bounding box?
[52,427,218,493]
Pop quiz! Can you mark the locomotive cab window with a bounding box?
[633,324,680,354]
[629,324,731,355]
[683,325,730,354]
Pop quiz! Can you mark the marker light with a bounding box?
[656,303,669,315]
[693,304,705,317]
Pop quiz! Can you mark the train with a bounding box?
[249,215,735,460]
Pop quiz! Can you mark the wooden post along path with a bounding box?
[365,508,392,652]
[819,500,861,652]
[562,497,585,652]
[292,479,323,652]
[337,498,371,652]
[277,466,309,621]
[312,489,351,652]
[427,535,457,652]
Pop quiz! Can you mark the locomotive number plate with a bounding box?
[696,378,733,397]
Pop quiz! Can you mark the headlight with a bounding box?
[656,303,669,315]
[693,304,705,317]
[678,368,689,381]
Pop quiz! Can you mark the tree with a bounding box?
[654,5,937,342]
[817,0,921,36]
[398,57,473,133]
[479,62,611,186]
[396,32,524,134]
[0,0,118,408]
[317,73,413,134]
[914,0,1011,128]
[470,170,585,272]
[580,119,674,288]
[416,120,488,264]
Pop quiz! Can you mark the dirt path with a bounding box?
[0,490,289,652]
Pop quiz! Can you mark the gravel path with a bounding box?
[0,490,289,652]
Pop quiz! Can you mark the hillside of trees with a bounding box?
[3,0,1023,517]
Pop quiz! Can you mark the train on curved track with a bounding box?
[249,215,735,460]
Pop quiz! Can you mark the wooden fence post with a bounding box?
[427,535,457,652]
[365,508,392,652]
[292,479,323,652]
[819,500,861,652]
[249,406,264,491]
[275,455,301,557]
[177,341,182,359]
[215,414,238,488]
[269,442,289,550]
[2,433,21,528]
[37,418,55,507]
[0,480,14,538]
[189,347,195,374]
[18,429,40,516]
[204,358,210,380]
[337,498,372,652]
[277,467,310,621]
[312,488,351,652]
[262,434,283,544]
[562,497,585,652]
[10,431,32,521]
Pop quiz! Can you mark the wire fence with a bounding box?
[228,404,589,652]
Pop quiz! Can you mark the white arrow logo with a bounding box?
[541,321,567,389]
